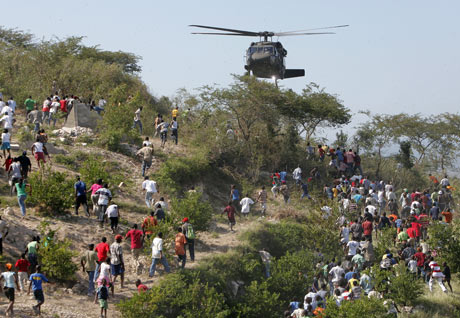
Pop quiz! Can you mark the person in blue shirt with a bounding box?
[74,176,89,216]
[230,185,240,212]
[28,265,50,316]
[279,170,287,183]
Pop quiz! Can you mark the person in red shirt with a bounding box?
[60,97,67,113]
[414,247,425,277]
[362,219,373,242]
[94,237,109,281]
[175,227,187,269]
[125,224,144,274]
[135,279,148,293]
[141,211,158,237]
[406,226,416,239]
[221,201,239,232]
[411,221,421,243]
[15,253,30,292]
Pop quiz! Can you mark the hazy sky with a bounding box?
[3,1,460,127]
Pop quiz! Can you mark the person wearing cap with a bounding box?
[110,235,124,289]
[74,176,89,216]
[182,217,195,262]
[0,263,19,316]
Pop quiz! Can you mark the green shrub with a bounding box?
[428,221,460,276]
[171,192,213,231]
[268,251,315,303]
[234,280,280,318]
[78,154,124,187]
[154,153,212,194]
[16,125,34,144]
[374,227,397,261]
[28,168,74,214]
[324,296,389,318]
[371,263,424,307]
[38,221,78,281]
[54,151,90,170]
[117,273,229,318]
[240,222,310,258]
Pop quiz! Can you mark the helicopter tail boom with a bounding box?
[283,69,305,79]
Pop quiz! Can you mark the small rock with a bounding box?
[3,206,14,216]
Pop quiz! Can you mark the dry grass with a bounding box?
[399,279,460,318]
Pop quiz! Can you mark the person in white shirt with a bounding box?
[1,128,11,158]
[142,137,152,147]
[95,184,112,228]
[293,166,302,185]
[149,232,170,277]
[239,195,254,216]
[170,117,178,145]
[7,98,16,113]
[365,205,377,217]
[1,103,12,117]
[105,204,120,234]
[428,258,447,293]
[31,139,48,168]
[259,249,272,278]
[346,240,359,257]
[142,176,158,208]
[0,263,19,316]
[386,188,396,202]
[133,107,143,134]
[329,262,345,286]
[341,223,350,244]
[98,98,107,108]
[440,175,449,188]
[0,113,12,130]
[49,98,60,127]
[408,257,417,274]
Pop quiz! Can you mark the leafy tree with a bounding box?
[395,140,413,169]
[355,114,395,178]
[334,130,349,149]
[283,83,351,140]
[428,222,460,276]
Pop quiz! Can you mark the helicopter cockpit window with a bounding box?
[263,47,273,54]
[249,47,258,54]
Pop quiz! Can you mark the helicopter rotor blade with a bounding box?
[191,32,256,36]
[275,25,349,35]
[275,32,336,37]
[189,25,258,36]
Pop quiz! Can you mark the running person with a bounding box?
[0,263,20,316]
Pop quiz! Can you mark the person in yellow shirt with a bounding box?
[172,106,179,119]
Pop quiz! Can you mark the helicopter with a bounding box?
[190,24,348,80]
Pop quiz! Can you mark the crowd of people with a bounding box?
[0,93,190,316]
[0,90,456,317]
[215,145,456,317]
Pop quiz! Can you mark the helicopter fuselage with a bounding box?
[245,41,304,79]
[245,42,285,79]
